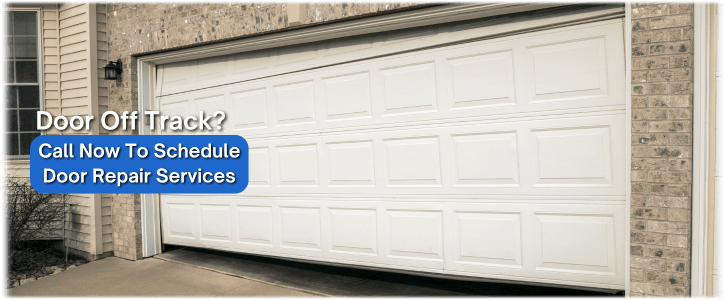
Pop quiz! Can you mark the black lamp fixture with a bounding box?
[103,59,123,80]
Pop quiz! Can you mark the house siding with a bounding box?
[59,3,92,124]
[6,3,112,261]
[629,3,694,297]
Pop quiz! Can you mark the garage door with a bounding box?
[156,18,626,290]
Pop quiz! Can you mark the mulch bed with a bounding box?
[8,243,88,288]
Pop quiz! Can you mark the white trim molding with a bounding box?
[692,3,712,297]
[4,7,44,161]
[136,4,626,259]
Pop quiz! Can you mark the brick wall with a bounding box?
[630,3,694,297]
[105,2,426,260]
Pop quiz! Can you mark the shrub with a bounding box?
[2,169,69,273]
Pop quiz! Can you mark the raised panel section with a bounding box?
[387,210,443,261]
[454,211,522,268]
[237,206,273,246]
[277,144,319,186]
[233,50,270,74]
[248,148,270,187]
[384,137,441,187]
[167,204,194,239]
[280,207,321,250]
[194,95,226,127]
[274,81,316,126]
[448,50,516,109]
[322,72,372,121]
[232,89,267,130]
[381,62,437,116]
[159,101,190,134]
[452,132,519,187]
[326,141,375,187]
[329,208,377,255]
[531,126,612,187]
[195,56,227,82]
[160,61,192,91]
[200,205,231,241]
[527,37,608,103]
[534,213,616,275]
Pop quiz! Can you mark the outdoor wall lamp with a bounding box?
[103,59,123,80]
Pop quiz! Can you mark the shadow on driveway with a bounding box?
[157,245,624,297]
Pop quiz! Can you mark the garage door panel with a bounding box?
[157,21,624,139]
[160,197,624,287]
[451,131,520,187]
[238,113,624,196]
[159,19,626,289]
[322,72,373,121]
[444,202,624,286]
[525,36,610,103]
[248,147,272,187]
[328,208,378,256]
[380,61,438,116]
[325,141,376,187]
[531,125,613,187]
[447,49,516,110]
[199,205,233,242]
[534,213,616,274]
[274,81,317,126]
[237,205,274,246]
[231,89,268,130]
[165,203,195,240]
[452,211,523,268]
[279,206,322,251]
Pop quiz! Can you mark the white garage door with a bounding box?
[156,18,626,290]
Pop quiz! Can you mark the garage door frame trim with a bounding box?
[136,4,631,293]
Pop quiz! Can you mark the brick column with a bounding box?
[629,3,694,297]
[108,54,143,261]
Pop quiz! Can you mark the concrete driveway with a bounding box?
[9,256,316,297]
[10,247,622,297]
